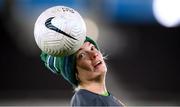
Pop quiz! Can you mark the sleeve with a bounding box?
[71,93,88,106]
[40,52,61,75]
[71,91,99,106]
[70,94,80,106]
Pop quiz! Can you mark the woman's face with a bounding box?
[75,42,107,82]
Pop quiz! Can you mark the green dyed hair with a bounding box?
[40,36,99,87]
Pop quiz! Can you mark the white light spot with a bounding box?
[153,0,180,27]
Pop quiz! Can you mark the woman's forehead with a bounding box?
[81,42,91,48]
[76,42,93,53]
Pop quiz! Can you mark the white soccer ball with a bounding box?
[34,6,86,56]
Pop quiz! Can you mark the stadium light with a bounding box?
[153,0,180,27]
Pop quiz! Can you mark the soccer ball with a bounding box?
[34,6,86,56]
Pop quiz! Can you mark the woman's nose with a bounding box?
[90,51,98,60]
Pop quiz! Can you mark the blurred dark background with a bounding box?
[0,0,180,106]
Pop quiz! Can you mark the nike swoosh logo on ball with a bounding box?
[45,17,77,40]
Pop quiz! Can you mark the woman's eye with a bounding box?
[91,46,95,51]
[78,53,85,59]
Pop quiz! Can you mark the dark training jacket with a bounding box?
[71,89,124,106]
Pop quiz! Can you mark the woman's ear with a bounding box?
[75,72,78,80]
[75,71,80,82]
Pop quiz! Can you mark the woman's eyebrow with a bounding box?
[78,48,82,51]
[76,48,83,55]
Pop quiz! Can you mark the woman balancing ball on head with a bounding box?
[34,6,124,106]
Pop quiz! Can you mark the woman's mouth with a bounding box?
[94,61,102,68]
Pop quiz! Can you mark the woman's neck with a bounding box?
[78,82,107,95]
